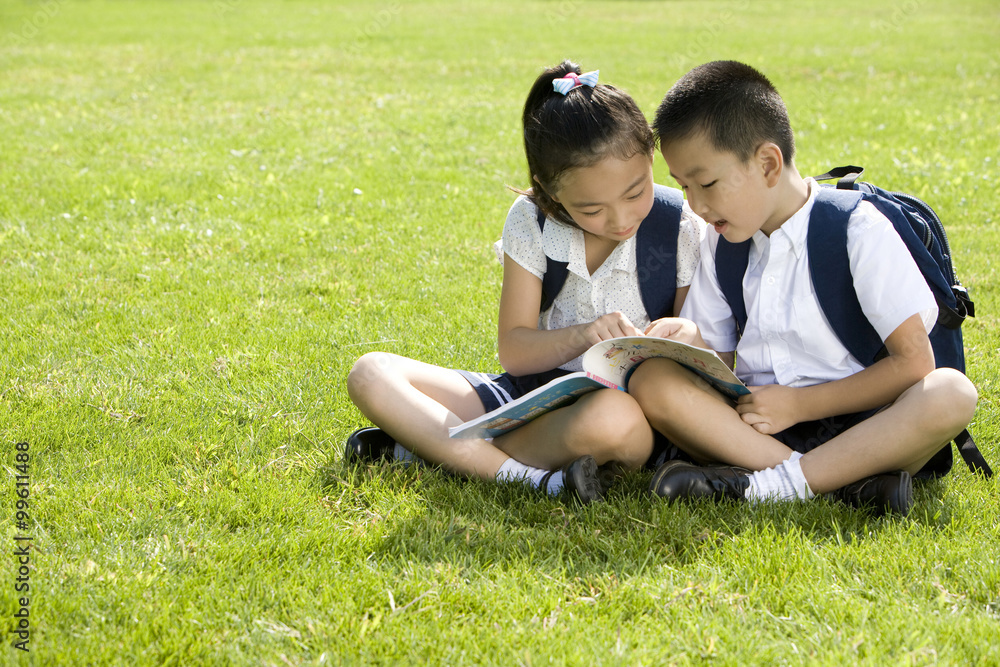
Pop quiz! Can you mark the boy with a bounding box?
[628,61,978,516]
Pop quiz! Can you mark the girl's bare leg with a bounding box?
[494,388,654,470]
[347,352,508,480]
[349,352,658,478]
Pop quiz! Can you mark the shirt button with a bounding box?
[766,276,776,285]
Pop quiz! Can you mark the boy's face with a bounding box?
[661,132,776,243]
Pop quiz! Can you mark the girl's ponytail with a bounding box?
[520,61,582,224]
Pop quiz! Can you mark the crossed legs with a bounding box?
[347,352,654,480]
[628,358,978,494]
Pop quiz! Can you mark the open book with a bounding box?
[449,336,748,439]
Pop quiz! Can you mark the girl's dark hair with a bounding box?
[519,60,654,227]
[652,60,795,164]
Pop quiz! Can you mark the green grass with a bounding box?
[1,0,999,664]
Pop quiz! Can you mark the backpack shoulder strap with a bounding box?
[715,185,894,364]
[810,183,991,479]
[955,428,994,477]
[635,185,683,320]
[714,238,751,338]
[536,206,570,314]
[808,186,887,366]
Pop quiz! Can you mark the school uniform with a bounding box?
[458,193,703,412]
[681,178,938,451]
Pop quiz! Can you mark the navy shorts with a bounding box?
[770,407,883,454]
[455,367,572,413]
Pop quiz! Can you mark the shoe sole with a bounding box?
[888,470,913,517]
[596,460,627,494]
[565,455,603,505]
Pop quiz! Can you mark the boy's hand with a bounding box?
[645,317,707,348]
[736,384,801,434]
[581,311,644,345]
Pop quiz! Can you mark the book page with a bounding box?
[581,336,749,399]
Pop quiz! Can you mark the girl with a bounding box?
[346,61,704,503]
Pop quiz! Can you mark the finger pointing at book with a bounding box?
[580,311,644,346]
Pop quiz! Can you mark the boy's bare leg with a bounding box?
[493,388,655,471]
[628,358,793,470]
[347,352,509,480]
[799,367,978,493]
[632,359,978,495]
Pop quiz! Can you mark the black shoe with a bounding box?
[826,470,913,517]
[597,460,627,494]
[543,455,604,505]
[649,460,751,502]
[344,427,395,465]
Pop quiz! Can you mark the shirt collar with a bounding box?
[748,177,818,270]
[611,235,637,274]
[548,224,635,280]
[565,227,591,280]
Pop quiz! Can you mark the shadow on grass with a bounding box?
[313,451,965,583]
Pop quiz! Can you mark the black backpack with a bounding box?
[537,184,685,320]
[715,166,990,479]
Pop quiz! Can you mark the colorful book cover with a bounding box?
[449,336,748,440]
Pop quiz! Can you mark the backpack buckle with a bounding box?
[953,285,975,318]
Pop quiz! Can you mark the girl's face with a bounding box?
[549,152,655,242]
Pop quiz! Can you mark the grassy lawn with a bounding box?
[1,0,998,664]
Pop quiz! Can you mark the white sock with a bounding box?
[745,451,815,502]
[543,470,564,495]
[393,442,425,467]
[783,452,815,500]
[496,458,559,494]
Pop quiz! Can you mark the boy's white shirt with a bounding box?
[495,194,704,372]
[680,178,938,388]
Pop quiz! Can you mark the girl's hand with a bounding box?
[645,317,707,347]
[581,311,644,345]
[736,384,800,434]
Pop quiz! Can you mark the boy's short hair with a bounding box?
[653,60,795,164]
